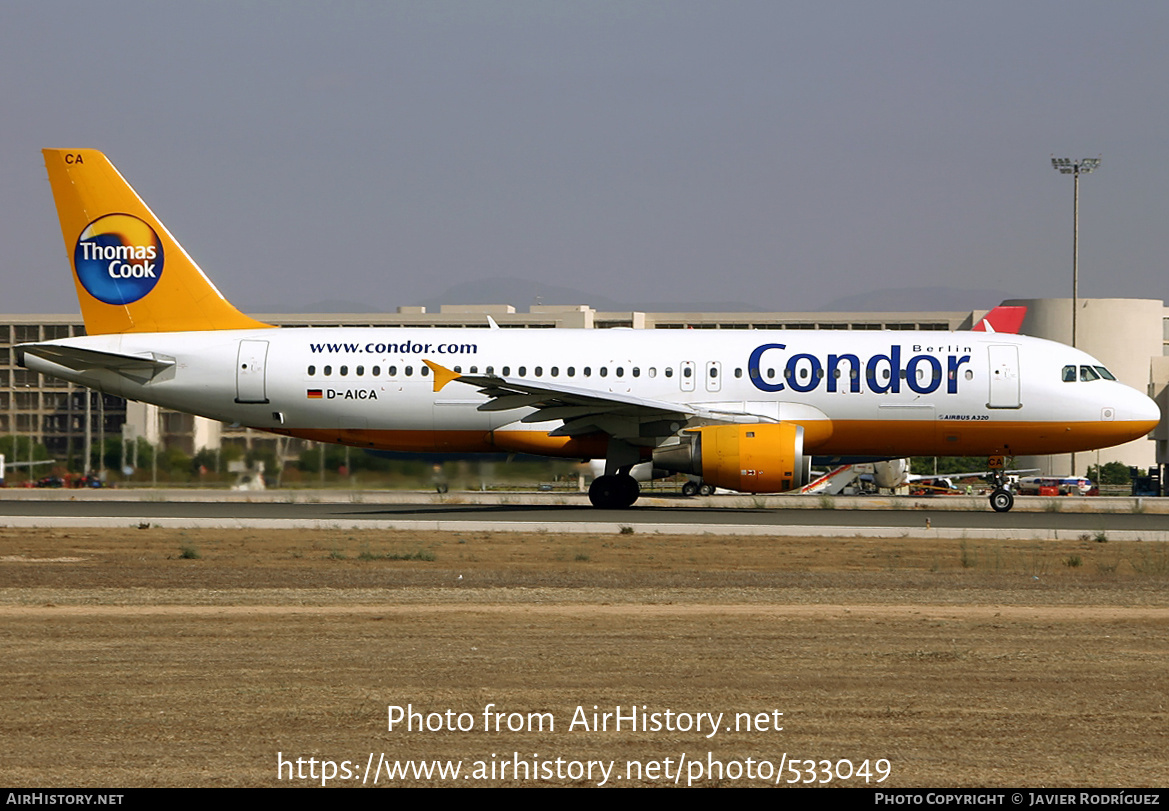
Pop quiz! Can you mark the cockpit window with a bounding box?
[1062,365,1076,382]
[1080,365,1100,382]
[1094,366,1117,381]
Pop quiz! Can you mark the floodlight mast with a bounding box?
[1050,157,1102,348]
[1051,156,1101,478]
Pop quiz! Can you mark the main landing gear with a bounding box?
[680,480,715,497]
[589,474,640,509]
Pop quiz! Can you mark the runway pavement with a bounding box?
[0,489,1165,540]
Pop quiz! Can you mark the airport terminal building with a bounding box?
[2,297,1166,480]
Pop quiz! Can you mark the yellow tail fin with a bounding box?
[43,149,274,335]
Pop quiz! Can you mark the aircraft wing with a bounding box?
[424,360,775,440]
[18,344,175,384]
[933,468,1040,481]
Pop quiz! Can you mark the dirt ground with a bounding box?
[1,526,1167,787]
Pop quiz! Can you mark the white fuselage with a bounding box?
[21,326,1160,461]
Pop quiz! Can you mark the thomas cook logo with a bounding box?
[74,214,164,305]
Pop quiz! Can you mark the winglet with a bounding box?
[423,359,461,393]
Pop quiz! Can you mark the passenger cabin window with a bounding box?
[307,365,316,375]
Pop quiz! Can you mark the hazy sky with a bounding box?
[3,1,1168,314]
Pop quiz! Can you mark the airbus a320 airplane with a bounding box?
[18,149,1162,511]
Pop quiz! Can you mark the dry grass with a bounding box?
[1,527,1167,787]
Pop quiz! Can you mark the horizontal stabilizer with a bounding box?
[19,343,175,384]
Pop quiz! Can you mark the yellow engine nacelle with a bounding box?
[652,423,811,493]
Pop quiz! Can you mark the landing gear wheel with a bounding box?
[989,488,1014,513]
[681,481,699,497]
[589,474,641,509]
[698,483,715,496]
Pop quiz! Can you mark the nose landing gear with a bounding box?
[987,455,1014,512]
[989,487,1015,513]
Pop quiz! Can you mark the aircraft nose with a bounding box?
[1118,385,1162,438]
[1134,389,1162,433]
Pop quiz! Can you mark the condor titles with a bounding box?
[748,342,972,395]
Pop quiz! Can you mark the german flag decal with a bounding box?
[307,389,323,399]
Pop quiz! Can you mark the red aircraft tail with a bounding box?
[972,305,1027,334]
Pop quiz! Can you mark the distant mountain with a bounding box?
[418,277,762,313]
[817,286,1012,313]
[266,281,1013,316]
[419,277,616,311]
[249,299,389,314]
[423,279,1011,314]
